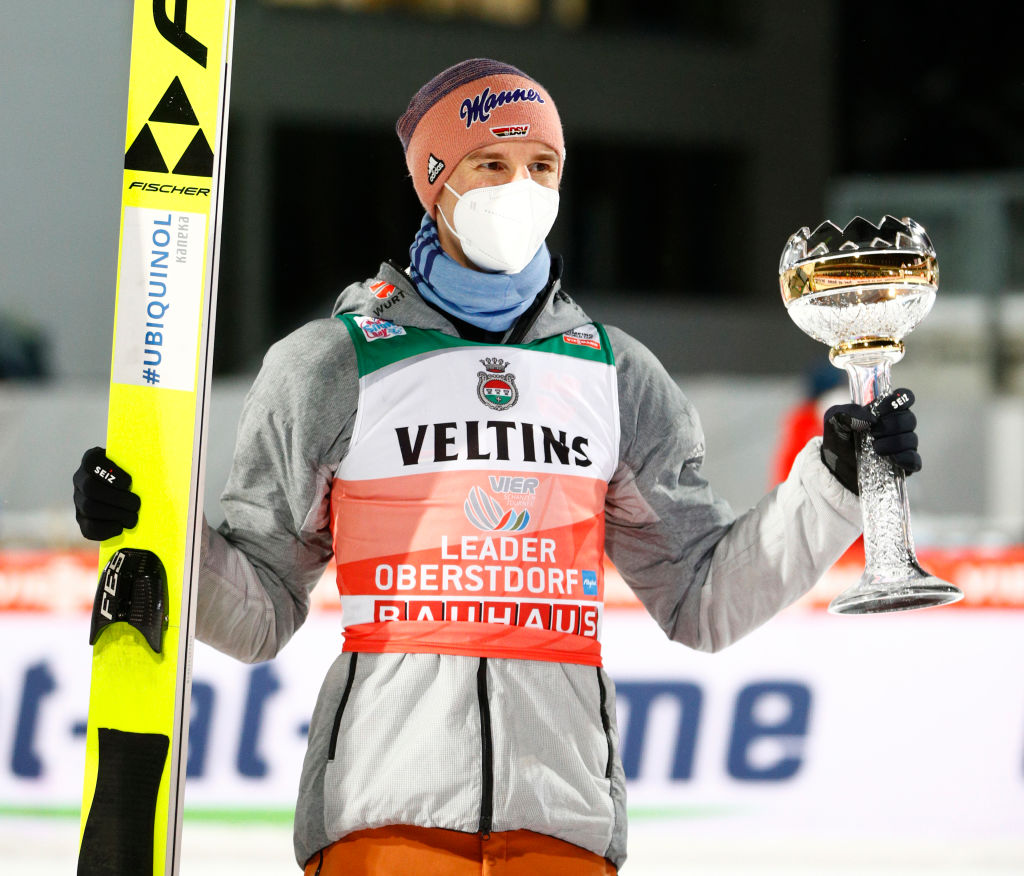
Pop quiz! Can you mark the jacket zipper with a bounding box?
[328,653,358,761]
[596,668,614,779]
[476,657,494,837]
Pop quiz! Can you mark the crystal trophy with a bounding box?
[779,215,963,614]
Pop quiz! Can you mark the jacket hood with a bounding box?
[331,260,594,344]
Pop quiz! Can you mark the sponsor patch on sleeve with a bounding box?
[562,324,602,350]
[355,316,405,341]
[369,279,397,300]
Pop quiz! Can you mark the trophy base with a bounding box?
[828,573,963,615]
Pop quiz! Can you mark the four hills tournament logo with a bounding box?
[477,358,519,411]
[464,485,531,532]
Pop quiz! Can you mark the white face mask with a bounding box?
[437,178,559,274]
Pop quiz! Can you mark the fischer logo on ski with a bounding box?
[124,76,215,177]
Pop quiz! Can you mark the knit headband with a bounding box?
[396,58,565,214]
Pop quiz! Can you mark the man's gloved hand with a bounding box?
[73,447,141,540]
[821,388,921,494]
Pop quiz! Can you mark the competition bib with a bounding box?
[331,315,619,666]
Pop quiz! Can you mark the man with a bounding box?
[74,59,920,874]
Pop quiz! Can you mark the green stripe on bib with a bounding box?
[338,314,614,377]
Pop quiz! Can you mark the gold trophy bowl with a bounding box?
[779,215,963,614]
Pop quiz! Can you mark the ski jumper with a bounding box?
[195,261,862,870]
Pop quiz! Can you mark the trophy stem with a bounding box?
[828,350,963,614]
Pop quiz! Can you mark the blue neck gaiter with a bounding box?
[408,214,550,332]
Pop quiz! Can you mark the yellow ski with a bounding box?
[78,2,235,874]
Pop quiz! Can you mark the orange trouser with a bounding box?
[303,825,618,875]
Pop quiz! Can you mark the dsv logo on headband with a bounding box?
[460,87,545,128]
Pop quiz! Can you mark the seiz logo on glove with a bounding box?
[821,388,921,494]
[879,389,912,411]
[73,447,141,541]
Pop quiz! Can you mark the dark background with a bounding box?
[210,1,1023,374]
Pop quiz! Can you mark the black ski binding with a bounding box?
[89,548,169,653]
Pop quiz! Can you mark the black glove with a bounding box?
[821,388,921,494]
[73,447,141,541]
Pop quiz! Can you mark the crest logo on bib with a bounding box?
[477,358,519,411]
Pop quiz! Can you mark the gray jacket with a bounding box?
[196,261,861,869]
